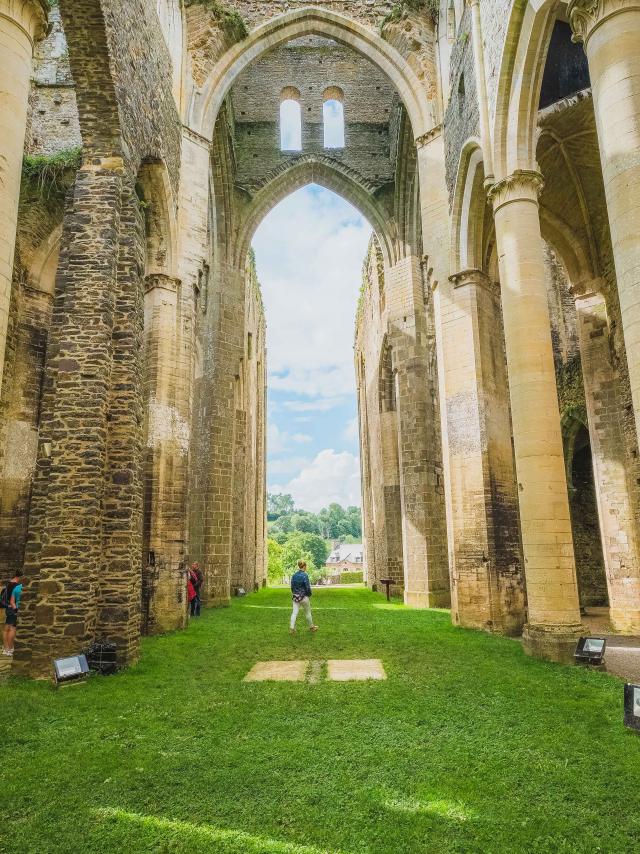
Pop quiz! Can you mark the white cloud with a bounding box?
[268,423,313,455]
[253,186,372,407]
[270,448,362,512]
[282,398,344,413]
[268,456,312,477]
[343,417,359,442]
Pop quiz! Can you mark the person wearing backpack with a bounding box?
[2,571,23,657]
[289,560,318,634]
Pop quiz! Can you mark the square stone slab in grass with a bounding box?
[244,660,308,682]
[327,659,386,681]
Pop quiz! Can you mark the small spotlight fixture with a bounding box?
[624,684,640,733]
[53,653,89,686]
[574,636,606,667]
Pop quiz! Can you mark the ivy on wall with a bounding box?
[382,0,439,28]
[183,0,248,42]
[21,147,82,201]
[556,352,587,425]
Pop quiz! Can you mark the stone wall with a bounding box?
[443,4,478,202]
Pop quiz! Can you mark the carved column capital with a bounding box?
[415,124,442,149]
[568,0,640,44]
[144,273,181,294]
[487,169,544,212]
[449,268,498,294]
[0,0,49,44]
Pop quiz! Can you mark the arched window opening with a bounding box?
[565,422,609,609]
[539,19,590,109]
[323,87,345,149]
[280,87,302,151]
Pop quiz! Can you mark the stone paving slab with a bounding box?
[244,660,308,682]
[327,659,386,681]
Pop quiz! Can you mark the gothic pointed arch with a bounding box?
[190,6,436,141]
[234,156,397,268]
[492,0,558,180]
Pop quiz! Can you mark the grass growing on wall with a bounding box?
[382,0,440,28]
[2,587,640,853]
[184,0,248,42]
[22,147,82,199]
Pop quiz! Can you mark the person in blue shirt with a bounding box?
[3,572,23,657]
[289,560,318,634]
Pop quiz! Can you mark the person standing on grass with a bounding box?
[290,560,318,634]
[2,571,23,657]
[187,565,198,617]
[193,564,204,616]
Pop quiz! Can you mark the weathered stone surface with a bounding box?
[326,659,386,681]
[244,660,309,682]
[2,0,640,676]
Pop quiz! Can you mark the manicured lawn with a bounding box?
[2,587,639,853]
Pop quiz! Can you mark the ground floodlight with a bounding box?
[53,653,89,685]
[574,637,606,666]
[624,684,640,733]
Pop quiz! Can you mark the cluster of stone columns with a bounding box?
[434,0,640,659]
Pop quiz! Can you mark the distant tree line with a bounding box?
[267,493,362,541]
[266,494,363,585]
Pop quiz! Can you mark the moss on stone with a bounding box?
[382,0,439,29]
[21,147,82,200]
[183,0,248,42]
[557,352,587,424]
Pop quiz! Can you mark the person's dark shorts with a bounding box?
[5,607,18,627]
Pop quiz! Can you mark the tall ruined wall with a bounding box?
[231,252,267,594]
[355,238,404,596]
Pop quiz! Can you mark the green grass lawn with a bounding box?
[2,587,639,853]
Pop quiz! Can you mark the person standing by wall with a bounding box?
[290,560,318,634]
[190,562,203,617]
[2,572,23,656]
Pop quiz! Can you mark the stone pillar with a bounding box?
[18,162,124,677]
[444,269,525,635]
[569,0,640,446]
[0,0,47,394]
[575,290,640,632]
[97,183,145,662]
[141,273,188,634]
[489,170,585,662]
[416,127,457,610]
[192,261,245,606]
[387,256,450,609]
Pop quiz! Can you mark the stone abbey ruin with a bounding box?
[1,0,640,676]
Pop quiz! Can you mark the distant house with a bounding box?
[326,544,364,574]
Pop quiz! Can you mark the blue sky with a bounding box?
[252,184,372,512]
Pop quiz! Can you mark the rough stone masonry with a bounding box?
[0,0,639,674]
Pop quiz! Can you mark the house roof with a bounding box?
[326,544,363,564]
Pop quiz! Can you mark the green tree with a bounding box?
[290,532,329,569]
[267,493,295,521]
[282,539,316,577]
[291,513,321,535]
[267,538,285,585]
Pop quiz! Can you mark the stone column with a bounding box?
[569,0,640,445]
[141,273,188,634]
[18,162,124,677]
[575,290,640,632]
[192,261,245,606]
[444,269,525,635]
[489,170,585,662]
[0,0,47,394]
[387,256,450,609]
